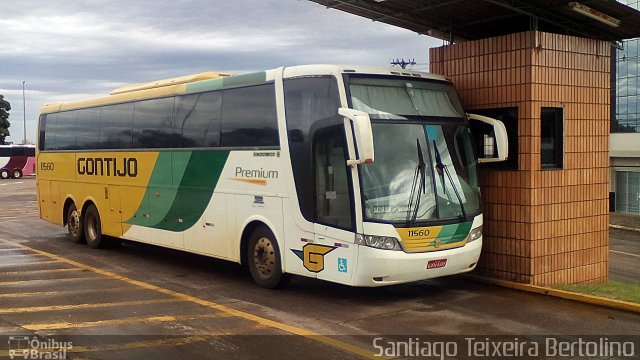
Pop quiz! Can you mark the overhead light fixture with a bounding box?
[568,2,621,28]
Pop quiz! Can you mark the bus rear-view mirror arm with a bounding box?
[338,108,375,167]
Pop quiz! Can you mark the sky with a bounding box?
[0,0,442,144]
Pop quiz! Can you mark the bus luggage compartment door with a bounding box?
[103,185,123,238]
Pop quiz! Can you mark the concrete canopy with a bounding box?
[309,0,640,42]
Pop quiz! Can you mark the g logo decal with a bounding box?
[292,244,336,273]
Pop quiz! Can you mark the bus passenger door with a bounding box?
[312,129,357,285]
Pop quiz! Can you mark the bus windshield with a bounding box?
[349,76,480,224]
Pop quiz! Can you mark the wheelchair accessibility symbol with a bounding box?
[338,258,348,273]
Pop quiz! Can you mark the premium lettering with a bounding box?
[235,166,278,179]
[77,157,138,177]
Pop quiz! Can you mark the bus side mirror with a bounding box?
[339,108,375,166]
[468,113,509,163]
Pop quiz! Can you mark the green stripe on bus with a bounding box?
[436,221,472,244]
[186,78,225,93]
[186,72,267,93]
[153,150,229,232]
[122,151,184,229]
[171,151,192,186]
[454,222,473,237]
[436,223,458,238]
[222,72,267,87]
[126,150,229,232]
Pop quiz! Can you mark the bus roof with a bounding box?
[39,65,451,114]
[281,64,450,82]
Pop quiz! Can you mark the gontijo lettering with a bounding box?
[77,157,138,177]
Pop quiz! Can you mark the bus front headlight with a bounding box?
[467,225,483,243]
[356,234,402,251]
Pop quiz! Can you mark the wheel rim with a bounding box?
[68,210,81,238]
[86,214,97,241]
[253,237,276,279]
[12,171,20,178]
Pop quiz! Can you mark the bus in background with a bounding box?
[36,65,507,288]
[0,144,36,179]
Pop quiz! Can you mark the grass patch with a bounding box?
[553,281,640,304]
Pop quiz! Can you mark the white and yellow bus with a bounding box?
[37,65,507,288]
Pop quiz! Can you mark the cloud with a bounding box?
[0,0,439,143]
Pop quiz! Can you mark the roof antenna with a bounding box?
[390,58,416,69]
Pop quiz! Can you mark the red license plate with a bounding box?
[427,259,447,269]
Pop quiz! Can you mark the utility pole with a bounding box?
[22,80,26,144]
[390,58,416,69]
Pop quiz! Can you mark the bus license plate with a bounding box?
[427,259,447,269]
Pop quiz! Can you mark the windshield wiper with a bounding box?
[406,139,427,226]
[432,140,467,219]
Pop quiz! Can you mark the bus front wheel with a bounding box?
[84,204,104,249]
[0,169,8,179]
[247,226,287,289]
[66,203,85,244]
[12,169,22,179]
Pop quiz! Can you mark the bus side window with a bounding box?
[314,129,352,229]
[38,115,47,150]
[220,84,278,147]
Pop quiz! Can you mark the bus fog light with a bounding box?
[356,234,402,251]
[468,226,483,243]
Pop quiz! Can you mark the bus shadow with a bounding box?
[93,236,467,307]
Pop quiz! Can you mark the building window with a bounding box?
[616,171,640,214]
[541,107,563,169]
[612,35,639,133]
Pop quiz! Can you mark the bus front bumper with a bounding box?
[352,238,482,287]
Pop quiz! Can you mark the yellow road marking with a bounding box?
[0,239,380,360]
[0,327,22,334]
[0,276,103,286]
[0,298,184,314]
[0,253,47,258]
[0,287,139,298]
[23,313,231,330]
[0,259,60,267]
[610,249,640,258]
[0,336,206,357]
[1,268,83,276]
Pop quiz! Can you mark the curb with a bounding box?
[463,275,640,314]
[609,224,640,233]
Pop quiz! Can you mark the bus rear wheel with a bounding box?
[66,203,85,244]
[247,226,287,289]
[0,169,8,179]
[12,169,22,179]
[84,204,105,249]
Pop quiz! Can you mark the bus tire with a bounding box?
[12,169,22,179]
[0,169,8,179]
[247,226,287,289]
[66,203,85,244]
[84,204,104,249]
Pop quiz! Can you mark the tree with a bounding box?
[0,95,10,145]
